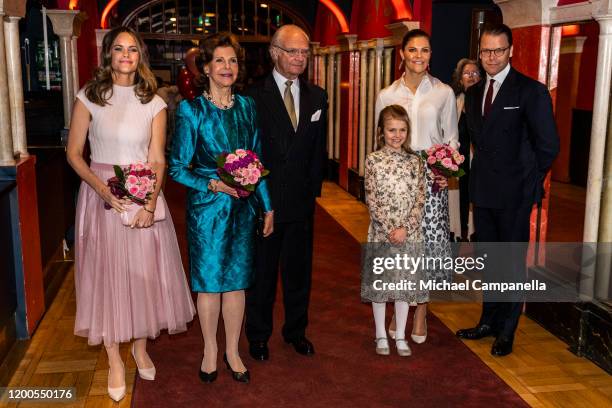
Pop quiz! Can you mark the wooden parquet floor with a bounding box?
[1,181,610,407]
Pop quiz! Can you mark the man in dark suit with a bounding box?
[245,24,327,360]
[456,23,559,356]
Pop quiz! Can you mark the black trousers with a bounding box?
[246,218,314,343]
[459,168,470,233]
[474,204,532,338]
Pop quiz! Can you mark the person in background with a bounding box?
[449,58,481,241]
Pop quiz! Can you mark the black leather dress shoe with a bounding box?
[199,369,217,383]
[223,353,250,383]
[285,336,315,356]
[249,341,269,361]
[456,324,497,340]
[491,336,513,356]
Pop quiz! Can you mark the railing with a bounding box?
[312,37,398,183]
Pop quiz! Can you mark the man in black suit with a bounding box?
[245,25,327,360]
[456,23,559,356]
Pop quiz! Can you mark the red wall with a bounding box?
[575,21,598,111]
[313,4,340,46]
[510,25,549,82]
[75,1,100,87]
[349,0,395,39]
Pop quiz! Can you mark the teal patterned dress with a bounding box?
[169,94,272,293]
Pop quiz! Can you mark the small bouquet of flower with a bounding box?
[104,163,157,209]
[421,144,466,193]
[216,149,269,197]
[105,163,164,226]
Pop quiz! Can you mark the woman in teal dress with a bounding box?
[169,33,274,384]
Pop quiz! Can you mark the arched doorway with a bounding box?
[119,0,311,84]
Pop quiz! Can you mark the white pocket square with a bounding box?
[503,106,520,110]
[311,109,322,122]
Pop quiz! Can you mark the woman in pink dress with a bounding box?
[66,26,195,402]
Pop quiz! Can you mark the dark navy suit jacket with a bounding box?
[464,67,560,209]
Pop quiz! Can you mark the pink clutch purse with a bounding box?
[120,196,166,226]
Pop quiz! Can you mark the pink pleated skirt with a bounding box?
[74,162,196,346]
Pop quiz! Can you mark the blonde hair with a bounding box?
[376,105,413,152]
[84,26,157,106]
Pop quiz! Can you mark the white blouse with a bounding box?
[375,74,458,152]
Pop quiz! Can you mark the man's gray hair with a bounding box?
[270,24,310,47]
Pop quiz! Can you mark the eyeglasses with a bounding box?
[479,47,510,57]
[462,71,481,78]
[273,45,310,58]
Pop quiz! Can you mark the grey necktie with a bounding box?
[284,80,298,131]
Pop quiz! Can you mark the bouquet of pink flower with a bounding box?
[104,162,157,210]
[421,144,466,193]
[216,149,269,198]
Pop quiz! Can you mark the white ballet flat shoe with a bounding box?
[131,343,156,381]
[411,317,427,344]
[395,338,412,357]
[107,368,126,402]
[375,337,390,355]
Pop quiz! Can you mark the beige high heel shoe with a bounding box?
[411,315,427,344]
[131,343,156,381]
[107,364,126,402]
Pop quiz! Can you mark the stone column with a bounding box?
[592,14,612,300]
[4,15,27,158]
[366,45,375,157]
[71,12,88,98]
[577,13,612,299]
[373,39,384,97]
[0,11,14,165]
[358,43,368,176]
[46,10,79,129]
[95,28,110,66]
[383,47,393,87]
[326,49,335,160]
[334,50,341,161]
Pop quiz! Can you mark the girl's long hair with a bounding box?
[84,26,157,106]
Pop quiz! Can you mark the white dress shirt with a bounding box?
[481,63,511,115]
[375,74,459,151]
[273,68,300,126]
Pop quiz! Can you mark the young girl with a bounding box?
[66,27,195,401]
[361,105,427,356]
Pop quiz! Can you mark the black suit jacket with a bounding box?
[464,67,560,209]
[245,74,328,223]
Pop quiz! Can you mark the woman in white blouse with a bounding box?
[375,29,459,344]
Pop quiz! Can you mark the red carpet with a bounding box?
[132,181,529,407]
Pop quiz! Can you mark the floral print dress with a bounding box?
[361,147,429,303]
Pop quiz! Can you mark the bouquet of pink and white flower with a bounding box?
[421,144,466,193]
[216,149,269,197]
[104,163,157,209]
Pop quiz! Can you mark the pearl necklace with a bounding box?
[203,90,235,110]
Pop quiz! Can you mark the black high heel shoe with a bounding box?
[223,353,250,383]
[199,356,217,383]
[199,369,217,383]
